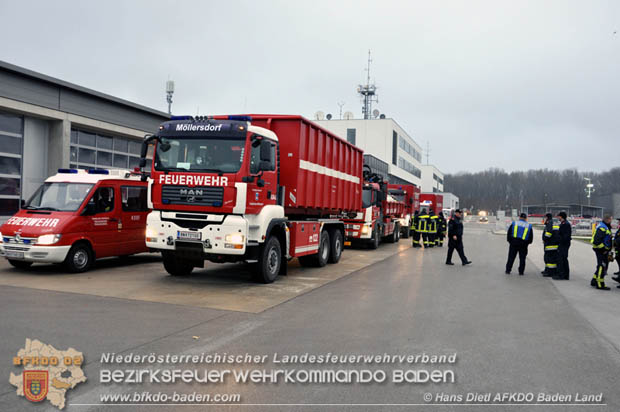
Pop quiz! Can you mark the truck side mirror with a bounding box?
[139,158,147,168]
[260,140,272,162]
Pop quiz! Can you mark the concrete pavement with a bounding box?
[0,222,619,412]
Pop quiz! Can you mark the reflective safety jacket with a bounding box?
[429,213,438,234]
[411,212,419,231]
[438,215,447,234]
[507,219,533,245]
[591,222,612,251]
[417,214,430,232]
[543,219,561,251]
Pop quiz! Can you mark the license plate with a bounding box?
[177,231,201,241]
[344,241,352,246]
[5,251,24,258]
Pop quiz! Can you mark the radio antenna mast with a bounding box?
[357,50,378,119]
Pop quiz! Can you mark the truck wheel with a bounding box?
[391,224,400,243]
[402,226,410,239]
[298,230,331,267]
[368,225,380,250]
[8,260,33,269]
[162,253,194,277]
[254,236,281,283]
[64,243,93,273]
[328,229,343,264]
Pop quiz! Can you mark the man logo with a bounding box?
[187,196,195,203]
[15,233,21,242]
[23,370,48,402]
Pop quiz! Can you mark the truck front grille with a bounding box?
[161,185,224,207]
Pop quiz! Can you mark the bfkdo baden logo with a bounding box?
[9,338,87,410]
[23,370,49,402]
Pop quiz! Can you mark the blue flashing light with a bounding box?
[23,239,31,244]
[162,199,170,204]
[2,237,9,243]
[212,201,223,207]
[87,169,110,175]
[58,168,78,174]
[227,115,251,122]
[170,115,194,121]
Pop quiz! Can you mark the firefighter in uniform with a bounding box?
[418,209,430,248]
[411,210,421,248]
[591,215,613,291]
[542,213,560,277]
[613,218,620,286]
[505,213,533,275]
[428,210,438,248]
[436,212,447,247]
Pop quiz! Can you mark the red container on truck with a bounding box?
[141,114,363,283]
[388,184,420,238]
[419,193,444,215]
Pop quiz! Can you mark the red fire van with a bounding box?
[0,168,149,272]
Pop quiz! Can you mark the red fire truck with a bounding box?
[419,193,444,215]
[388,184,419,239]
[140,115,363,283]
[343,166,406,249]
[0,169,149,272]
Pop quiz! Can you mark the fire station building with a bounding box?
[0,60,169,221]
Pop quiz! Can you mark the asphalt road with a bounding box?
[1,222,619,412]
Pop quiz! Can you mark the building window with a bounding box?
[0,111,23,219]
[69,128,149,171]
[398,156,421,178]
[433,173,443,185]
[398,135,422,162]
[392,131,398,165]
[346,128,356,145]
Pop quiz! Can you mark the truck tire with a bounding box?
[162,253,194,277]
[298,230,330,267]
[368,225,380,250]
[8,260,32,269]
[327,229,343,264]
[388,224,400,243]
[402,225,410,239]
[64,243,93,273]
[254,236,281,283]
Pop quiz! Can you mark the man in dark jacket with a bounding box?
[554,211,572,280]
[505,213,533,275]
[542,213,561,278]
[591,215,613,291]
[436,212,447,247]
[446,209,472,266]
[411,210,421,248]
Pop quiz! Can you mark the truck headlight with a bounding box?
[146,227,158,242]
[37,234,61,245]
[360,225,370,235]
[225,233,245,244]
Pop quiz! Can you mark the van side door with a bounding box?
[83,184,120,258]
[119,184,149,254]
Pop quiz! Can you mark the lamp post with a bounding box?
[584,177,594,207]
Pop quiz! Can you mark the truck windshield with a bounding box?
[155,137,245,173]
[362,188,373,209]
[25,182,94,212]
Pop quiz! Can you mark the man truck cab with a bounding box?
[0,168,149,272]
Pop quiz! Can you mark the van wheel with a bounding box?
[368,225,380,249]
[254,236,281,283]
[328,229,343,264]
[162,253,193,276]
[64,243,93,273]
[8,260,33,269]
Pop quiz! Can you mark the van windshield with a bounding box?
[25,183,94,212]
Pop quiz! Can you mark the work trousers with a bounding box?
[411,230,421,247]
[543,249,559,276]
[558,245,570,279]
[422,232,431,248]
[506,244,528,274]
[436,232,444,247]
[447,239,467,264]
[592,249,609,288]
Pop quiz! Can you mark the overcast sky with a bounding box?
[1,0,619,173]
